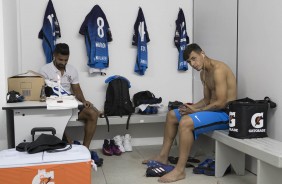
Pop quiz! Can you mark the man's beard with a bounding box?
[55,63,66,70]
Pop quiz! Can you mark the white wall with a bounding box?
[193,0,238,102]
[0,0,19,149]
[0,0,7,149]
[238,0,282,141]
[18,0,193,110]
[1,0,193,149]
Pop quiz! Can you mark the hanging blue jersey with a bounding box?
[80,5,112,70]
[174,8,189,71]
[132,7,150,76]
[38,0,61,64]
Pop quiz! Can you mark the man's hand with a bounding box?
[83,100,93,108]
[179,104,198,115]
[185,104,198,113]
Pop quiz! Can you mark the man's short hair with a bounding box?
[183,43,202,61]
[54,43,69,55]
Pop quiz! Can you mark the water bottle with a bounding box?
[40,85,46,102]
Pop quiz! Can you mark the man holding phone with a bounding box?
[143,43,237,183]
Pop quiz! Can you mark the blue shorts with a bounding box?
[174,109,229,139]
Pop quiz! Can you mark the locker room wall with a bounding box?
[238,0,282,142]
[193,0,238,103]
[0,0,8,150]
[17,0,193,110]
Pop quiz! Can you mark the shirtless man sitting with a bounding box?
[144,43,237,183]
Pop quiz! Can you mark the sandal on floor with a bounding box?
[188,156,200,163]
[193,159,214,174]
[186,163,195,168]
[168,156,200,165]
[168,156,178,164]
[146,165,175,177]
[203,160,215,176]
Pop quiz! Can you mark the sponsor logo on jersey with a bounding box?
[95,56,108,61]
[95,42,106,48]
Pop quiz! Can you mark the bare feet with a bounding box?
[142,155,168,165]
[158,169,185,183]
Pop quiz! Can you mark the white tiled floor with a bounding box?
[91,145,256,184]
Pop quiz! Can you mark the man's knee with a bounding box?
[80,107,99,120]
[167,110,177,120]
[179,116,194,131]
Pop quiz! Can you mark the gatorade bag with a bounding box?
[227,97,276,139]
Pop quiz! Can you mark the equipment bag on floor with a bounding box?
[227,96,276,139]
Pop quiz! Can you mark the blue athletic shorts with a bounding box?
[174,109,229,139]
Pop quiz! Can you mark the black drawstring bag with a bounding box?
[20,134,71,154]
[6,90,24,103]
[227,97,276,139]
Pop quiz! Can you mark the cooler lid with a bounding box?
[42,145,91,164]
[0,145,90,168]
[0,149,43,168]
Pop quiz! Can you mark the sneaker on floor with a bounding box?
[123,134,132,152]
[110,140,122,156]
[113,135,125,152]
[102,139,113,156]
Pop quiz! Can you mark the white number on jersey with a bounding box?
[138,21,145,42]
[97,17,105,38]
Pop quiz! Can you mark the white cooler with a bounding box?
[0,145,92,184]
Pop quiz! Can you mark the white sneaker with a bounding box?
[123,134,133,152]
[113,135,125,152]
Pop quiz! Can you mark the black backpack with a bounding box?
[104,76,134,131]
[133,90,162,107]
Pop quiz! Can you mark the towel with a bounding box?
[46,95,78,110]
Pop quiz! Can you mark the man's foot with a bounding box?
[158,169,185,183]
[142,155,168,165]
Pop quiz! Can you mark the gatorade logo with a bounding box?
[251,112,264,128]
[229,112,236,127]
[32,169,55,184]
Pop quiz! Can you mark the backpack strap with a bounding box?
[126,113,132,130]
[104,114,110,132]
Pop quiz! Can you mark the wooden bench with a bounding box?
[205,130,282,184]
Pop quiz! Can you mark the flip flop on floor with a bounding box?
[186,163,195,168]
[146,165,175,177]
[168,156,178,164]
[203,160,215,176]
[188,156,200,163]
[168,156,200,165]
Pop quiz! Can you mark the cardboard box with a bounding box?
[0,145,92,184]
[8,71,45,101]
